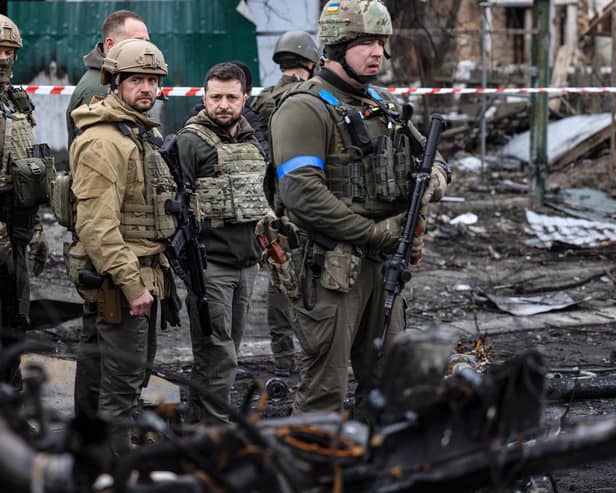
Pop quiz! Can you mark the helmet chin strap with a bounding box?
[326,43,377,85]
[340,56,377,84]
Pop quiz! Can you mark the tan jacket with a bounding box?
[69,93,166,302]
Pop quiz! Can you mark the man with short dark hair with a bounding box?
[65,9,149,148]
[177,62,269,424]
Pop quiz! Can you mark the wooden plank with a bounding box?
[584,0,616,37]
[549,44,574,112]
[551,125,612,170]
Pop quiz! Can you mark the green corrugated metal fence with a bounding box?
[9,0,259,135]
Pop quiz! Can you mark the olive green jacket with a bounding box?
[270,71,378,244]
[177,110,262,268]
[66,43,107,149]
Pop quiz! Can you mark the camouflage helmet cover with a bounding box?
[318,0,392,46]
[273,31,320,65]
[101,38,168,85]
[0,14,23,50]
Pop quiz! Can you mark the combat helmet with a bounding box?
[0,15,23,50]
[273,31,320,67]
[101,38,168,86]
[318,0,392,47]
[317,0,392,83]
[0,15,22,83]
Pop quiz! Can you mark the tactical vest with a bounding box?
[116,123,178,240]
[0,87,55,211]
[55,122,177,240]
[279,81,423,219]
[182,123,269,227]
[253,80,299,139]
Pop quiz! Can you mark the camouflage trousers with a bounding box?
[187,261,257,424]
[290,257,405,419]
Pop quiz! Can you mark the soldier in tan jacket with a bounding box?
[69,39,177,455]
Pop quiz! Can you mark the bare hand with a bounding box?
[129,290,154,317]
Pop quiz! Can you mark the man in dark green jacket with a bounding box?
[65,9,149,419]
[177,62,269,424]
[65,10,149,148]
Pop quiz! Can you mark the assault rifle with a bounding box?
[375,113,446,358]
[159,134,211,335]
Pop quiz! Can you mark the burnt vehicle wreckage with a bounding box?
[4,332,616,493]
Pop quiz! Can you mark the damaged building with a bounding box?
[0,0,616,492]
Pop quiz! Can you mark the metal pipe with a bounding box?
[480,3,489,184]
[530,0,550,206]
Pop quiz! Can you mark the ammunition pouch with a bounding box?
[51,172,75,229]
[63,242,97,302]
[317,241,362,293]
[10,157,51,208]
[8,143,55,209]
[298,233,362,310]
[371,135,396,201]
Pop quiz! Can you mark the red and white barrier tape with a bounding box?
[20,85,616,97]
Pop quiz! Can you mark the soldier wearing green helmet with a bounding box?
[0,14,49,386]
[252,30,321,377]
[253,31,320,137]
[266,0,450,419]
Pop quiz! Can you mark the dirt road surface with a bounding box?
[26,154,616,492]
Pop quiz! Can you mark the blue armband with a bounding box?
[277,155,324,180]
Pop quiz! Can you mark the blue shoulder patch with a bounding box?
[368,87,383,101]
[319,89,340,106]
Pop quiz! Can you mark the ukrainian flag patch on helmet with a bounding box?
[326,2,341,13]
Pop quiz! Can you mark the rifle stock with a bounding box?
[375,113,446,358]
[160,134,211,336]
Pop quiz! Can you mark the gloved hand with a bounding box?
[30,227,49,276]
[367,213,406,252]
[410,206,427,266]
[421,166,448,207]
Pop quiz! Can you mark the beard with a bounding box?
[206,109,241,129]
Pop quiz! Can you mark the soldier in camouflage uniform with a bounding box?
[0,15,48,385]
[253,31,320,137]
[268,0,450,418]
[252,31,320,375]
[177,62,269,424]
[69,39,177,454]
[65,10,149,419]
